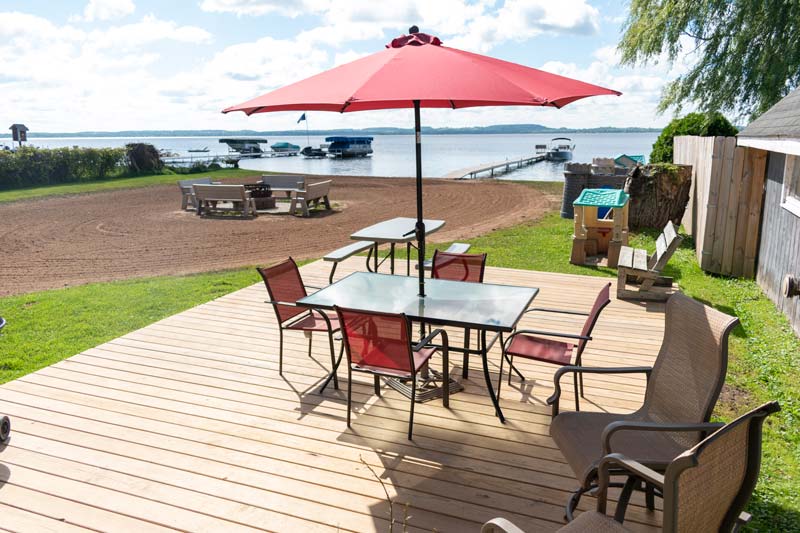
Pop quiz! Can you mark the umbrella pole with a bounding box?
[414,100,426,297]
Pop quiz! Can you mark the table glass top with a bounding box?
[350,217,445,243]
[297,272,538,332]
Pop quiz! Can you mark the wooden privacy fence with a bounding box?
[674,136,767,278]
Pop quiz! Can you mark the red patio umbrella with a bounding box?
[223,29,621,296]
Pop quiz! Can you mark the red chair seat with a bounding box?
[506,334,575,366]
[286,311,340,332]
[353,346,436,378]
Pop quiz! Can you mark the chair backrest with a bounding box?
[575,282,612,358]
[662,401,780,533]
[335,307,414,374]
[256,258,307,324]
[648,221,683,272]
[193,184,247,202]
[261,174,306,190]
[302,180,332,199]
[178,177,212,189]
[431,250,487,283]
[639,293,739,447]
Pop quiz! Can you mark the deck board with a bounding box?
[0,258,665,532]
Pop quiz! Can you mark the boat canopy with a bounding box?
[324,136,374,143]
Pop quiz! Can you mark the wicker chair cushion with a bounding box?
[556,510,629,532]
[550,411,688,487]
[506,334,575,365]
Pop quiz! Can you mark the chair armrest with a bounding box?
[264,300,301,307]
[602,421,725,455]
[304,285,324,291]
[504,329,591,347]
[547,366,653,416]
[595,453,665,516]
[413,328,449,352]
[524,307,590,316]
[481,518,526,533]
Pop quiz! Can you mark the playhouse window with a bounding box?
[783,155,800,217]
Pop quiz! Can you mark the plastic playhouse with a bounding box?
[570,188,630,268]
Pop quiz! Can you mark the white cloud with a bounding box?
[72,0,136,22]
[199,0,327,17]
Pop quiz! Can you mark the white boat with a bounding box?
[219,138,269,157]
[546,137,575,161]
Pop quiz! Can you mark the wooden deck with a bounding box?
[0,258,667,532]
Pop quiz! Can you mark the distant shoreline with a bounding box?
[0,124,661,140]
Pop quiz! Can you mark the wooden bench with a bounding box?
[617,221,683,300]
[290,180,332,217]
[260,174,306,198]
[178,177,213,210]
[324,241,375,283]
[416,242,472,270]
[193,184,257,218]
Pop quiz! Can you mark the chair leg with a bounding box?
[408,374,416,440]
[497,341,506,403]
[278,328,284,376]
[346,366,352,428]
[462,328,470,379]
[614,476,639,523]
[374,375,381,397]
[645,482,656,511]
[574,372,580,412]
[508,353,514,385]
[442,345,450,409]
[579,372,585,398]
[327,330,339,390]
[308,333,313,358]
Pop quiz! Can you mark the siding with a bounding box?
[756,152,800,336]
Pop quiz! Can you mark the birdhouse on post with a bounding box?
[9,124,29,147]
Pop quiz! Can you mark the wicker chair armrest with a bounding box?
[547,366,652,416]
[413,328,449,352]
[595,453,665,516]
[524,307,590,316]
[602,421,725,455]
[480,518,526,533]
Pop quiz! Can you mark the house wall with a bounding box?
[757,152,800,336]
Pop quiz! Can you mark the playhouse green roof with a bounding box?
[573,188,629,208]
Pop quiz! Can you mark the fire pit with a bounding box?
[244,183,276,210]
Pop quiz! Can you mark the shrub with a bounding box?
[125,143,163,172]
[0,146,126,190]
[650,112,739,163]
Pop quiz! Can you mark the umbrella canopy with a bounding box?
[223,29,621,295]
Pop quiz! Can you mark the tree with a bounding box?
[650,112,738,163]
[619,0,800,119]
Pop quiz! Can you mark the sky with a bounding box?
[0,0,696,133]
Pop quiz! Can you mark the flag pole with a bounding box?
[305,112,310,146]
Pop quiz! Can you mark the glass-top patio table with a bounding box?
[351,217,445,275]
[297,272,539,422]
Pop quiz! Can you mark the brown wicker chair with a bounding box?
[547,292,739,521]
[482,401,780,533]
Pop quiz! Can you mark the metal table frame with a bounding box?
[350,217,445,275]
[297,273,538,422]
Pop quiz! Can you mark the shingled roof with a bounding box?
[739,87,800,139]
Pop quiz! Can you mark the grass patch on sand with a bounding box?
[0,179,796,529]
[0,168,260,204]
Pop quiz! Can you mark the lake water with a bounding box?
[11,132,658,181]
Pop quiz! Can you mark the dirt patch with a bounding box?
[718,383,756,417]
[0,175,551,296]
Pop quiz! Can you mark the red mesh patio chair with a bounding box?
[498,282,611,411]
[257,258,341,389]
[431,250,487,379]
[335,306,450,440]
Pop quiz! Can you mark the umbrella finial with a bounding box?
[409,25,419,34]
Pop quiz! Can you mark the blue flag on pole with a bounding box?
[297,113,306,123]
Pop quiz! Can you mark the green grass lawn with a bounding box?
[0,180,797,529]
[0,168,260,203]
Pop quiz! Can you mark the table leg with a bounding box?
[407,243,411,276]
[480,329,505,422]
[462,328,470,379]
[390,243,396,275]
[373,242,379,272]
[319,342,345,394]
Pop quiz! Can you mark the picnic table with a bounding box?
[351,217,445,275]
[297,272,539,422]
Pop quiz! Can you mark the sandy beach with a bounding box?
[0,174,553,296]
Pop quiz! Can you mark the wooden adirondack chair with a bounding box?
[617,221,683,301]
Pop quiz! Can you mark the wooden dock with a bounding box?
[445,154,546,180]
[0,258,665,532]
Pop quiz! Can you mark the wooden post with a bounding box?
[571,205,587,265]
